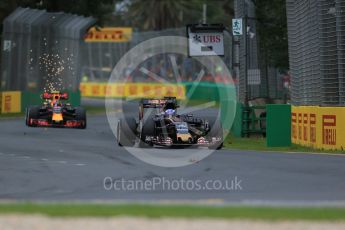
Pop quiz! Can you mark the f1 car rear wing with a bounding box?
[140,97,178,108]
[42,92,69,100]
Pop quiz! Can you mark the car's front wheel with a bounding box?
[139,118,155,148]
[75,107,87,129]
[205,116,224,150]
[117,117,137,147]
[26,106,40,127]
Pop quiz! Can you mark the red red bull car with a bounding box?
[25,91,86,129]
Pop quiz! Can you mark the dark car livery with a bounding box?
[117,97,223,149]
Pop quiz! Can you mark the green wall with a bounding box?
[266,104,291,147]
[231,103,244,137]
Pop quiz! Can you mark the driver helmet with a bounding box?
[164,109,175,116]
[53,101,62,107]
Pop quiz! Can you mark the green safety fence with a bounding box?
[230,103,266,138]
[231,103,244,137]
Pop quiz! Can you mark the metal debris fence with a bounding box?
[286,0,345,106]
[0,7,96,92]
[234,0,282,102]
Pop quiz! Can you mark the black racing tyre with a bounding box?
[117,117,137,147]
[205,116,224,150]
[75,107,87,129]
[26,106,40,127]
[139,117,155,147]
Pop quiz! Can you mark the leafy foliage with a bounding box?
[0,0,234,30]
[0,0,114,27]
[118,0,234,31]
[255,0,289,69]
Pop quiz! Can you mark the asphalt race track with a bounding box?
[0,103,345,205]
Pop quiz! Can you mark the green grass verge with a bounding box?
[178,99,220,108]
[0,112,24,119]
[0,203,345,220]
[83,105,106,115]
[224,134,344,154]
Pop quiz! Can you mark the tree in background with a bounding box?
[1,0,236,30]
[0,0,287,69]
[122,0,191,30]
[114,0,234,31]
[0,0,114,28]
[255,0,289,70]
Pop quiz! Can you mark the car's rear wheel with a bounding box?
[26,106,40,127]
[75,107,87,129]
[117,117,137,147]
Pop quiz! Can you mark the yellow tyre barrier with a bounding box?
[292,106,345,151]
[1,91,21,114]
[80,83,186,100]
